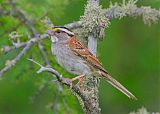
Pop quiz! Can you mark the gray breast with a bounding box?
[51,42,91,75]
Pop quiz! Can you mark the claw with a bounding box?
[76,76,85,92]
[67,74,85,91]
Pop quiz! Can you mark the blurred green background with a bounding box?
[0,0,159,114]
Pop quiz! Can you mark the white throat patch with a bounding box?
[51,35,58,43]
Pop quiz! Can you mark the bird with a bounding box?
[49,26,137,100]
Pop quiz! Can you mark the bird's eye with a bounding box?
[57,30,61,33]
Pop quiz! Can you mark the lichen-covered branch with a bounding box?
[76,0,102,114]
[129,107,160,114]
[64,21,82,29]
[105,0,160,25]
[80,0,110,39]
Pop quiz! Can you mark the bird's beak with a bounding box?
[50,34,58,43]
[47,29,58,43]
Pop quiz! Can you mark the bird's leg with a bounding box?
[76,75,85,92]
[67,74,85,90]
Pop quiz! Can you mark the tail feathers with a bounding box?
[101,72,137,100]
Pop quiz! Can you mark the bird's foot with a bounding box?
[67,74,85,92]
[76,75,85,92]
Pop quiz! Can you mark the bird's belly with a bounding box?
[51,44,91,75]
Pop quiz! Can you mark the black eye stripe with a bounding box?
[68,33,74,37]
[56,30,63,33]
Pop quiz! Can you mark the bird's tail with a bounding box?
[100,72,137,100]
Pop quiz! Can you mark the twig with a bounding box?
[28,59,92,113]
[9,2,50,66]
[0,9,10,15]
[1,3,53,106]
[27,59,91,106]
[1,42,27,54]
[0,20,81,78]
[64,21,82,29]
[29,67,70,113]
[1,20,81,54]
[1,0,51,67]
[0,42,33,76]
[0,33,49,76]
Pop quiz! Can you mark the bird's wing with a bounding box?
[67,36,137,100]
[67,36,107,73]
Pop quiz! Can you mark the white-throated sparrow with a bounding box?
[49,26,137,100]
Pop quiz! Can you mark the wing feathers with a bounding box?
[67,36,136,99]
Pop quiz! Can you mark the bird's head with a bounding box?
[50,26,75,43]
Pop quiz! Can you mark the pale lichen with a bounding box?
[40,16,54,29]
[5,60,16,67]
[142,6,160,26]
[130,107,160,114]
[111,0,138,18]
[80,0,110,39]
[9,31,22,46]
[108,0,160,26]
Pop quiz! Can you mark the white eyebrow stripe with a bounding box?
[58,28,74,35]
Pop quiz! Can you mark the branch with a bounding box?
[1,21,81,54]
[0,33,49,76]
[0,9,10,15]
[64,21,82,29]
[1,42,27,54]
[28,59,88,101]
[105,0,160,25]
[0,19,81,85]
[8,1,51,66]
[1,1,76,113]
